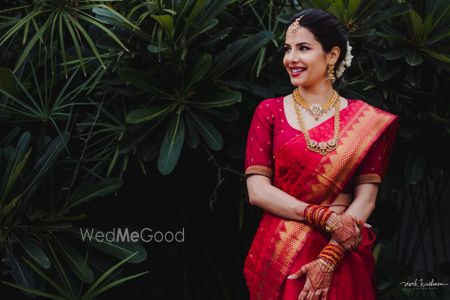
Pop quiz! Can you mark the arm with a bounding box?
[246,174,364,248]
[344,182,378,222]
[246,174,308,222]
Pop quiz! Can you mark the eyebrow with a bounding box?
[284,42,311,47]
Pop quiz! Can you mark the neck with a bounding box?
[296,81,334,105]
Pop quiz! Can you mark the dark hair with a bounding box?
[288,8,348,69]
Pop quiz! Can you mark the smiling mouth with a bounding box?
[290,67,307,76]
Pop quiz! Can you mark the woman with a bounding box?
[243,8,400,300]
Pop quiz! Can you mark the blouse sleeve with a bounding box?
[244,99,275,179]
[353,116,400,185]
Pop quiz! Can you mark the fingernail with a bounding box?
[366,223,372,228]
[287,275,295,279]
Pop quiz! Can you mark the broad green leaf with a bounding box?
[186,18,219,44]
[151,15,174,39]
[1,132,30,202]
[0,194,22,219]
[126,104,175,124]
[92,5,139,30]
[77,13,130,52]
[21,257,68,298]
[5,252,35,289]
[184,112,200,148]
[88,271,148,299]
[1,282,65,300]
[197,0,229,23]
[347,0,362,19]
[186,0,207,25]
[205,107,240,122]
[384,49,410,60]
[208,31,272,80]
[21,132,69,198]
[327,3,345,21]
[0,67,16,94]
[47,243,76,298]
[67,178,123,210]
[365,3,411,27]
[82,252,146,300]
[408,10,424,40]
[79,229,147,263]
[157,113,185,175]
[186,90,241,108]
[187,109,223,150]
[405,51,424,66]
[185,53,212,91]
[118,68,171,97]
[373,244,382,264]
[16,237,51,269]
[422,49,450,63]
[13,15,51,72]
[54,239,94,284]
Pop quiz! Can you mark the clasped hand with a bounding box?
[328,213,365,250]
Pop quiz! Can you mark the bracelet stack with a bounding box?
[317,244,345,272]
[303,204,334,231]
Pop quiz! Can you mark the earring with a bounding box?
[327,64,336,82]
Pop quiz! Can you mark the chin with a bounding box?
[290,77,307,87]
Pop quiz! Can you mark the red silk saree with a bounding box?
[244,97,400,300]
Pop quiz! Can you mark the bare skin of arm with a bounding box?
[246,174,354,220]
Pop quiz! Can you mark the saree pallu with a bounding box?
[243,98,399,300]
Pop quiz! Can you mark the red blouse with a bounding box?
[244,97,399,194]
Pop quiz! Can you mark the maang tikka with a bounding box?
[288,15,304,33]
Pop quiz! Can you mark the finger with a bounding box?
[312,289,322,300]
[363,222,372,228]
[299,288,309,300]
[288,265,307,279]
[306,289,315,300]
[342,240,352,251]
[321,288,329,300]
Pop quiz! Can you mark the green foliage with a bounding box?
[0,0,136,75]
[1,0,449,299]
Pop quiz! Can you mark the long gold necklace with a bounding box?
[293,88,338,120]
[292,91,341,155]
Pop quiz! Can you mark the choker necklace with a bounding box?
[292,91,341,155]
[293,88,338,120]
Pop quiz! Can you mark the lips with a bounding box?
[289,66,307,77]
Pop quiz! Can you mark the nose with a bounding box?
[287,49,300,63]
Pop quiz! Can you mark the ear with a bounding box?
[327,46,341,65]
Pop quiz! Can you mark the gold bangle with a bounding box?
[318,258,334,272]
[325,214,340,232]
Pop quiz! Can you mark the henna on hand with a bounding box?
[327,213,361,250]
[288,259,333,300]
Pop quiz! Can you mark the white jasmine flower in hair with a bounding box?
[336,41,353,78]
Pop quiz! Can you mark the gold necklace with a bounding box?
[293,92,341,155]
[293,88,338,120]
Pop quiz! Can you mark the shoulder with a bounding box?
[256,97,284,110]
[349,99,399,121]
[253,97,284,118]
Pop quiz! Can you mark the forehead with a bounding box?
[285,26,318,44]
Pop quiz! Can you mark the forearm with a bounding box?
[246,175,307,222]
[343,183,378,222]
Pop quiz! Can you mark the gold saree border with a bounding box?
[318,102,397,197]
[355,173,381,185]
[245,165,273,178]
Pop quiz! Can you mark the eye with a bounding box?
[283,47,291,53]
[299,46,310,51]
